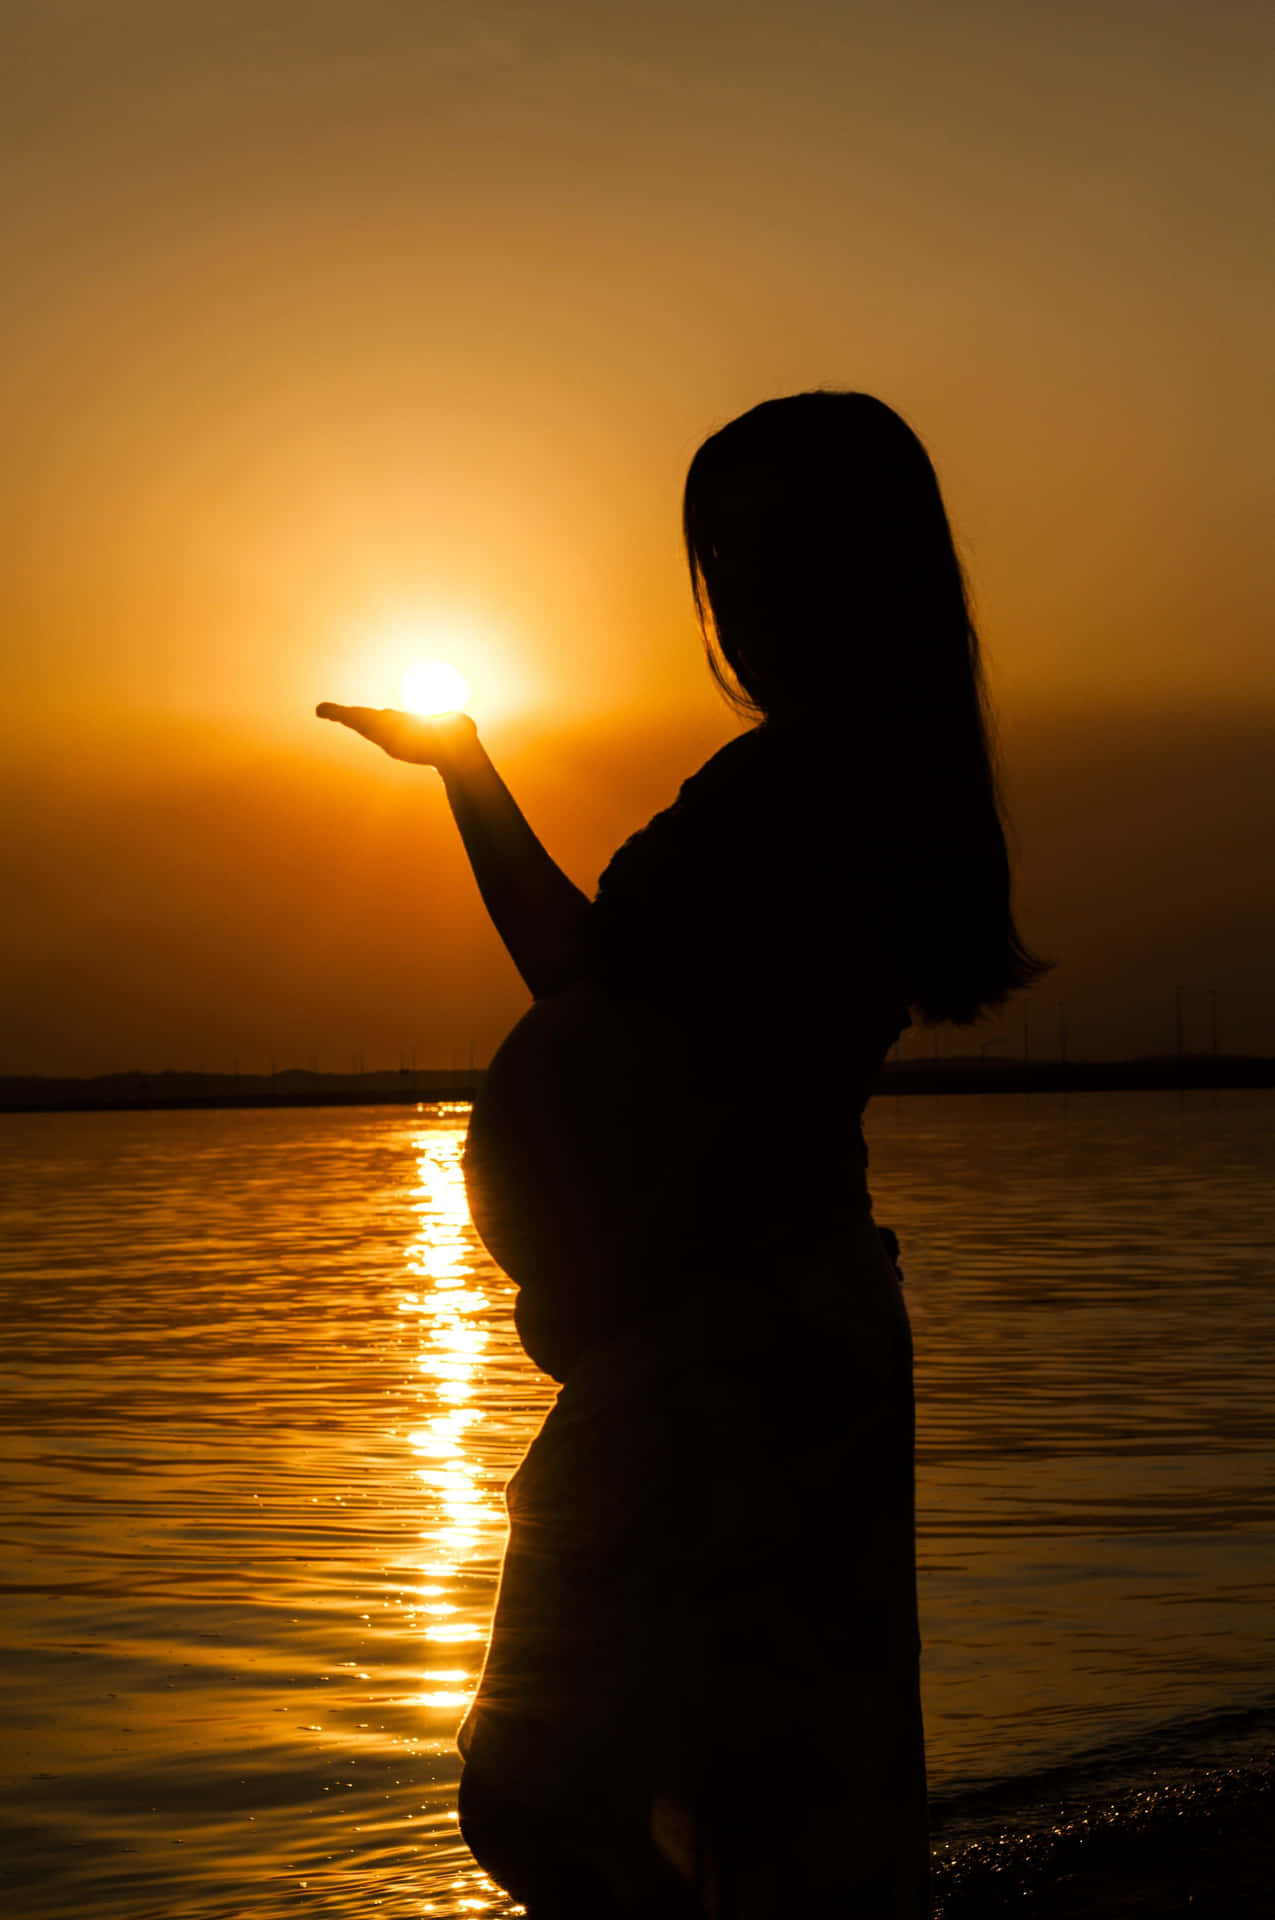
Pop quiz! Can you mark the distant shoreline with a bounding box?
[2,1055,1273,1114]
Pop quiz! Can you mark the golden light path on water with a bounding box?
[403,1132,488,1709]
[395,1111,529,1915]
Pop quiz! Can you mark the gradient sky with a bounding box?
[4,0,1273,1074]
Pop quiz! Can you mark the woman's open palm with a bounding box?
[315,703,478,767]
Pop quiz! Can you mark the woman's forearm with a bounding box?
[440,734,593,998]
[314,702,589,996]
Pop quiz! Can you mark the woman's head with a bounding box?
[684,389,1049,1020]
[684,390,970,722]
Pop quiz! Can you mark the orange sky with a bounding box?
[4,0,1273,1074]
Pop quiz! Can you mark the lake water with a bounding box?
[1,1091,1273,1916]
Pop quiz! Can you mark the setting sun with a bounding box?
[398,659,473,717]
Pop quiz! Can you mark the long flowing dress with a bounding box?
[458,721,929,1917]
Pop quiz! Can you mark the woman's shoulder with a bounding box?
[681,720,774,789]
[601,721,825,879]
[677,718,816,803]
[591,719,856,963]
[593,726,765,910]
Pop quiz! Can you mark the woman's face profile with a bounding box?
[691,452,810,712]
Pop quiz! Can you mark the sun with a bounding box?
[397,659,473,717]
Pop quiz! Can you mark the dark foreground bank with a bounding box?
[932,1705,1275,1919]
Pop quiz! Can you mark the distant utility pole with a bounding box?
[1022,1001,1030,1064]
[1057,1001,1068,1064]
[1175,985,1185,1062]
[1210,990,1219,1056]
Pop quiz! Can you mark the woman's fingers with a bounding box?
[316,702,383,736]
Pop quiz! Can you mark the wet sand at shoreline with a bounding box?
[934,1754,1275,1917]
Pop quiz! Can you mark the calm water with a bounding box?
[1,1091,1273,1917]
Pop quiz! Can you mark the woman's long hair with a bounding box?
[683,389,1049,1024]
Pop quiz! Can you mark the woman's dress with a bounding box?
[458,723,929,1917]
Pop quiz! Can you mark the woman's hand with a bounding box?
[315,703,479,769]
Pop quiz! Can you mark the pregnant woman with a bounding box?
[318,390,1045,1917]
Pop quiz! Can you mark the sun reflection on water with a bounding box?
[398,1126,504,1724]
[381,1113,547,1914]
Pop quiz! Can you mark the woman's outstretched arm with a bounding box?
[316,704,592,998]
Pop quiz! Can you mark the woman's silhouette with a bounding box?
[318,391,1046,1918]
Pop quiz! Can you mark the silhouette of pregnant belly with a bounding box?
[463,983,704,1377]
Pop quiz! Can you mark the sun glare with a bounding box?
[398,659,473,717]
